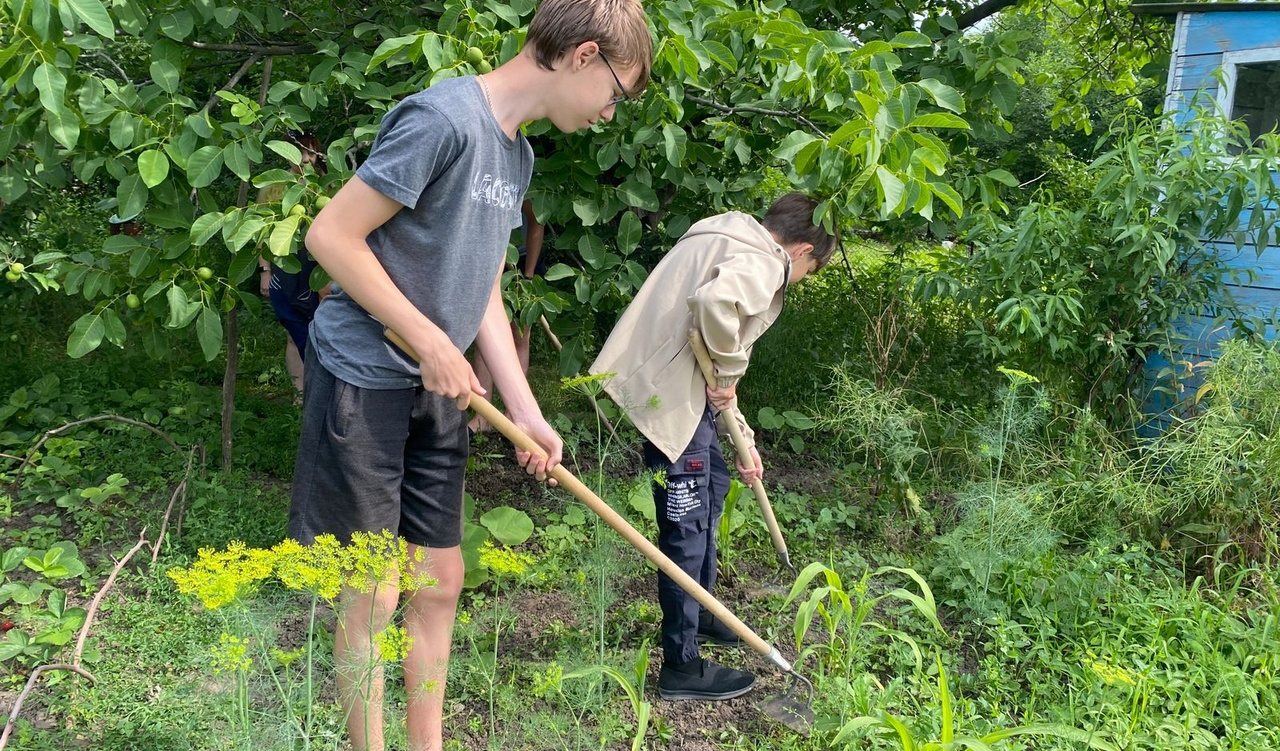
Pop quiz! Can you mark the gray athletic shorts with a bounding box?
[287,348,468,549]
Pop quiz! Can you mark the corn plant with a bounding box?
[784,564,943,681]
[835,652,1120,750]
[563,639,652,751]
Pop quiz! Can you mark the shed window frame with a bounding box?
[1215,48,1280,145]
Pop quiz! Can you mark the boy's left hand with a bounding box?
[513,415,563,487]
[736,446,764,484]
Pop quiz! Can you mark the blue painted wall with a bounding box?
[1143,8,1280,427]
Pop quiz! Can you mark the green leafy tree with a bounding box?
[920,110,1280,421]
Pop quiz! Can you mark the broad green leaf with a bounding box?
[774,131,820,162]
[116,173,147,221]
[186,145,225,188]
[225,216,267,253]
[150,60,180,94]
[875,166,905,217]
[616,180,658,211]
[909,113,970,130]
[479,506,533,546]
[195,306,223,360]
[268,214,303,258]
[223,142,250,182]
[165,285,201,328]
[661,123,687,167]
[109,113,137,150]
[190,213,224,246]
[543,263,575,281]
[65,0,116,37]
[616,211,642,254]
[917,79,964,113]
[137,149,169,188]
[572,197,600,226]
[68,313,105,358]
[265,139,303,166]
[34,63,79,149]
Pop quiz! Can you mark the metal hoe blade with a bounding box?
[758,670,815,736]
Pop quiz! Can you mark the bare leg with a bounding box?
[285,338,305,393]
[511,322,531,376]
[402,544,464,751]
[335,581,400,751]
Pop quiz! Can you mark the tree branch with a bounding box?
[956,0,1024,31]
[0,664,96,750]
[13,415,183,479]
[76,530,150,667]
[201,54,262,113]
[684,93,829,139]
[186,40,314,55]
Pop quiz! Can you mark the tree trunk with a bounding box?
[220,56,274,470]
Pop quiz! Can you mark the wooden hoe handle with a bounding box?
[687,330,793,572]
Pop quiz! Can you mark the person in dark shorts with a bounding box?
[289,2,653,749]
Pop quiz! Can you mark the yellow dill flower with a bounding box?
[997,366,1040,385]
[478,540,534,577]
[168,541,275,610]
[398,544,439,592]
[271,646,307,667]
[561,372,613,396]
[212,633,252,674]
[456,609,472,624]
[340,531,406,593]
[1087,659,1137,686]
[373,624,415,662]
[652,469,667,489]
[272,535,344,601]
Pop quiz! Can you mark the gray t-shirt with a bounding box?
[310,76,533,389]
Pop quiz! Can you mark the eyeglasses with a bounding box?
[597,50,629,106]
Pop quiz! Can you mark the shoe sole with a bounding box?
[658,682,756,701]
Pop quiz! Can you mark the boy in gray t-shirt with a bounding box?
[289,1,652,748]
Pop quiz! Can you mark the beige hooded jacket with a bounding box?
[590,211,791,462]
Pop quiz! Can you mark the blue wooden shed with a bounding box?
[1131,2,1280,424]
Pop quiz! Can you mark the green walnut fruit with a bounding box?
[476,60,492,74]
[465,46,484,66]
[196,266,214,281]
[4,270,19,282]
[314,195,331,210]
[289,204,307,218]
[126,293,141,310]
[8,262,24,274]
[7,334,16,342]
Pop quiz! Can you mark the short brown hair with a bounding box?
[525,0,653,96]
[762,192,839,268]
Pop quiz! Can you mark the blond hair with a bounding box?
[525,0,653,96]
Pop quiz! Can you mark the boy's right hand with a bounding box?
[413,329,485,410]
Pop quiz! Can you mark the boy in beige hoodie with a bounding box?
[591,192,837,700]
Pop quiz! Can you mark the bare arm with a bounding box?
[474,268,563,480]
[520,200,544,278]
[306,175,480,406]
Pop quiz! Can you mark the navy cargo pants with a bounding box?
[642,404,730,665]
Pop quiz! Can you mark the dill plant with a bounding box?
[167,532,436,750]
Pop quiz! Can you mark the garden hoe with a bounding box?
[687,330,796,589]
[384,329,816,736]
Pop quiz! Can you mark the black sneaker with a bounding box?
[697,611,744,647]
[658,657,756,701]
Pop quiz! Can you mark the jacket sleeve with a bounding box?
[687,251,785,386]
[715,407,756,453]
